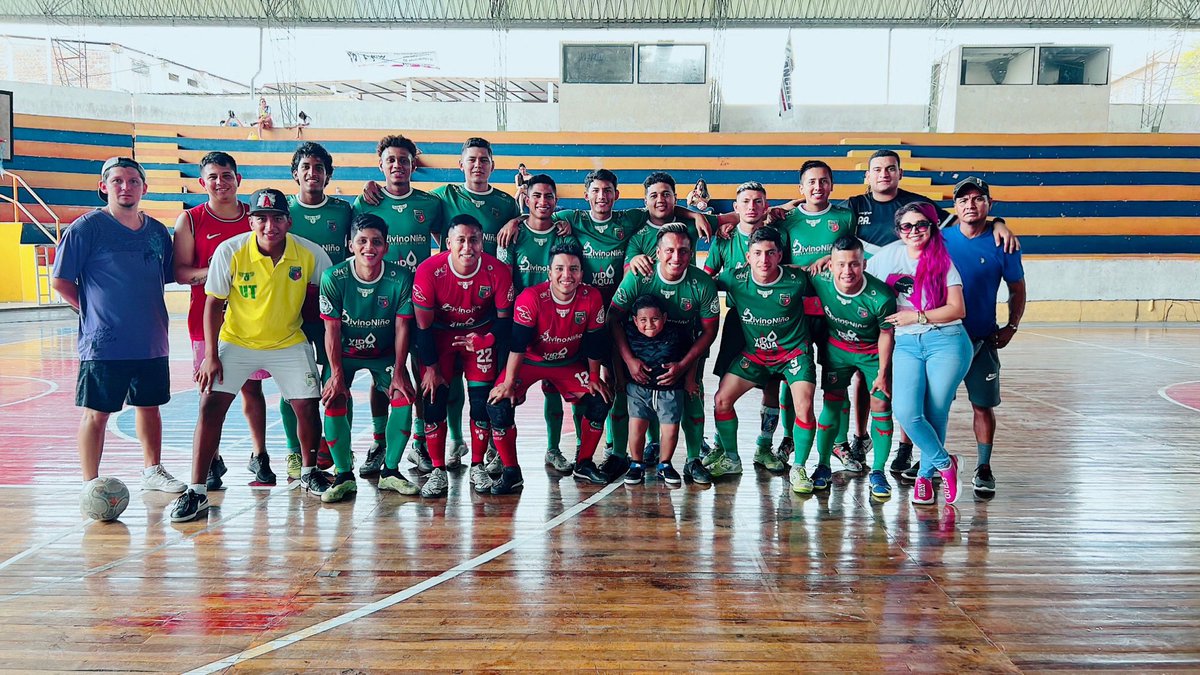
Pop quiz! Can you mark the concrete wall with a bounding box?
[1023,258,1200,302]
[558,82,710,132]
[721,104,927,132]
[950,84,1111,132]
[1109,103,1200,132]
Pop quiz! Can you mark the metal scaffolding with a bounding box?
[3,0,1199,27]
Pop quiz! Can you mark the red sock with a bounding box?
[493,427,518,467]
[470,420,490,464]
[373,432,386,441]
[425,421,446,468]
[577,419,604,462]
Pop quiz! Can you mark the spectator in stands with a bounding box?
[51,157,187,497]
[226,110,242,127]
[295,111,311,138]
[687,178,713,214]
[256,97,274,131]
[514,163,532,214]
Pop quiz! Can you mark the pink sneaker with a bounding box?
[940,454,961,505]
[912,477,936,504]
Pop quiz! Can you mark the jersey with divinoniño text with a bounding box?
[497,223,579,292]
[775,204,855,267]
[352,188,445,271]
[412,251,514,331]
[810,271,896,354]
[554,209,645,300]
[513,282,605,366]
[319,260,414,360]
[185,202,250,341]
[724,265,812,366]
[611,266,720,334]
[431,184,519,257]
[287,195,354,263]
[702,224,790,294]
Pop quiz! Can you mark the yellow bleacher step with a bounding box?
[840,137,903,146]
[846,149,912,159]
[146,169,182,179]
[134,141,179,151]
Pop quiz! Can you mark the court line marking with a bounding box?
[1024,330,1200,369]
[0,481,301,599]
[184,480,623,675]
[1158,381,1200,414]
[0,375,60,408]
[0,518,91,572]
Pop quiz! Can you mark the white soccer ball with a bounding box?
[80,477,130,522]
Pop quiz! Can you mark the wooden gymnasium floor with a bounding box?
[1,317,1198,673]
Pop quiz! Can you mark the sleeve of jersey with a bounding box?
[610,272,638,313]
[396,273,415,319]
[204,239,235,299]
[318,267,340,321]
[879,291,898,330]
[702,242,720,274]
[411,263,435,312]
[512,289,537,328]
[494,266,515,313]
[429,198,447,236]
[587,292,607,332]
[699,278,721,324]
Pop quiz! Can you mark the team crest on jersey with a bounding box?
[240,272,254,281]
[491,207,500,218]
[288,266,302,280]
[414,209,425,223]
[574,311,586,325]
[517,305,533,323]
[328,220,338,232]
[615,228,625,241]
[479,285,491,298]
[304,215,321,224]
[740,357,751,370]
[858,308,869,318]
[681,298,693,311]
[780,294,791,306]
[378,296,390,309]
[830,223,840,233]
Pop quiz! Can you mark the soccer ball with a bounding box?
[80,477,130,522]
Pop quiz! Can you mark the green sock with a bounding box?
[385,403,413,470]
[544,393,563,451]
[683,389,705,459]
[816,397,846,466]
[714,410,738,459]
[372,414,387,438]
[413,414,425,444]
[280,399,300,453]
[609,388,628,458]
[447,377,465,444]
[792,419,816,466]
[322,410,353,474]
[834,403,850,446]
[572,404,584,451]
[871,412,893,472]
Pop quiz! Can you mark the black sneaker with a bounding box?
[683,458,712,485]
[624,463,645,485]
[490,466,525,495]
[572,459,608,485]
[247,453,276,486]
[643,442,660,466]
[890,442,913,474]
[601,454,631,483]
[169,489,209,523]
[206,455,227,491]
[973,463,996,494]
[301,469,332,496]
[849,434,869,467]
[899,461,919,484]
[657,463,682,486]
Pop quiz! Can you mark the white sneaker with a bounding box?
[484,446,503,476]
[421,467,449,498]
[445,441,468,469]
[469,464,494,494]
[141,465,186,493]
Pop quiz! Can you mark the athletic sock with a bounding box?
[191,483,207,497]
[322,406,354,474]
[757,404,780,449]
[280,399,300,453]
[493,426,518,467]
[815,396,846,466]
[682,393,705,459]
[834,403,851,447]
[384,401,412,470]
[447,379,465,445]
[544,393,564,450]
[608,389,629,458]
[572,404,584,450]
[470,418,491,464]
[977,442,993,467]
[371,414,387,442]
[413,415,425,445]
[870,412,894,472]
[714,409,738,460]
[577,418,605,462]
[792,418,816,466]
[424,422,447,468]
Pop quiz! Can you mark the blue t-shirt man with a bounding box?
[943,222,1024,341]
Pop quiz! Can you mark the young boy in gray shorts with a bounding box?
[623,295,693,486]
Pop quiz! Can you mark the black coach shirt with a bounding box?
[842,188,951,250]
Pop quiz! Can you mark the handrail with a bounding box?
[0,167,62,244]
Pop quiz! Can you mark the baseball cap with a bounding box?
[953,176,990,199]
[247,188,289,216]
[97,157,146,203]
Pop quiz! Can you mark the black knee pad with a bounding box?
[579,393,611,423]
[467,385,491,423]
[422,385,450,424]
[486,398,515,430]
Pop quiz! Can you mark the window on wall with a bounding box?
[168,72,180,82]
[562,44,635,84]
[637,44,707,84]
[959,46,1034,85]
[187,78,199,88]
[1038,46,1110,85]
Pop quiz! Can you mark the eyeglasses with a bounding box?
[897,221,932,233]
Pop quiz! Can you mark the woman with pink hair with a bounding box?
[869,202,971,506]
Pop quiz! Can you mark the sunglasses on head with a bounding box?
[897,221,932,233]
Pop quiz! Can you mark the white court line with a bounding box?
[0,375,60,408]
[1025,330,1200,369]
[1158,381,1200,414]
[184,480,623,675]
[0,481,301,602]
[0,518,91,572]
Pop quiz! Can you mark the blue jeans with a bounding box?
[892,326,974,478]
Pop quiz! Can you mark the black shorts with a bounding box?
[76,357,171,413]
[807,315,830,367]
[713,311,746,377]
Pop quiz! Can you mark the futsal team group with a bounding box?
[50,136,1026,523]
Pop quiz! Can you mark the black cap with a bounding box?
[247,188,289,216]
[953,176,990,199]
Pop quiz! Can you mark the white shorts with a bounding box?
[212,342,319,400]
[192,340,269,381]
